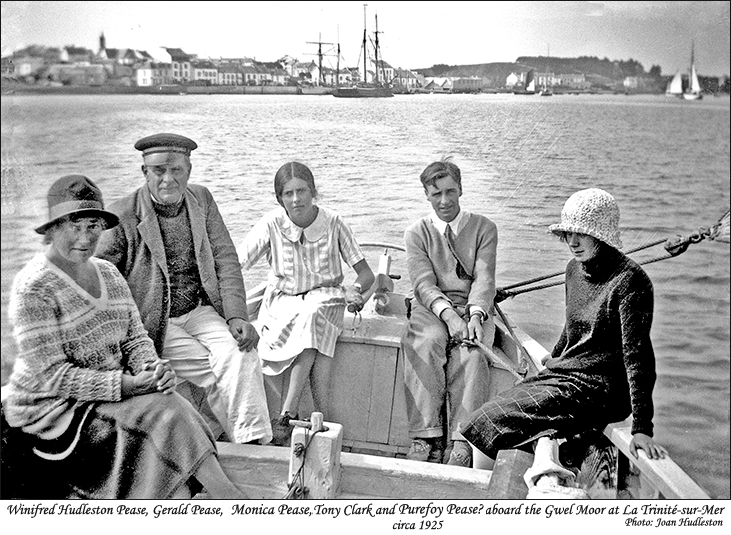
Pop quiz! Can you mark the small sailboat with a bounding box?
[539,45,553,96]
[665,71,683,97]
[513,69,536,95]
[683,42,703,100]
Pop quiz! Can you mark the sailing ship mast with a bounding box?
[682,40,703,100]
[336,39,340,89]
[374,12,381,85]
[362,4,368,84]
[307,33,332,86]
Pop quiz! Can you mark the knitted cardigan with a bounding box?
[4,255,158,427]
[545,245,657,436]
[404,212,497,313]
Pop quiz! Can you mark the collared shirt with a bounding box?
[238,206,364,296]
[429,209,467,236]
[428,209,486,321]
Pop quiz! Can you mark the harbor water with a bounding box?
[1,92,729,499]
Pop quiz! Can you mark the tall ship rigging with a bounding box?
[333,5,393,98]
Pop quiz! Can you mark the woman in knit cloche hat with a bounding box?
[460,188,667,495]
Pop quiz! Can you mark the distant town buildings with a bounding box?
[2,33,728,94]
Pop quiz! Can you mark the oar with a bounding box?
[496,209,730,302]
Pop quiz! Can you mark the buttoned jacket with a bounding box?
[96,184,248,354]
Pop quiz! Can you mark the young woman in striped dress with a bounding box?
[238,162,374,445]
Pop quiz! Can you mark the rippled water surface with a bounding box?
[2,93,729,498]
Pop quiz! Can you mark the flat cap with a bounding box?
[134,133,198,157]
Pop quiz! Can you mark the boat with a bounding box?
[333,6,393,99]
[683,41,703,100]
[213,237,718,499]
[665,71,683,97]
[539,46,554,96]
[513,69,536,95]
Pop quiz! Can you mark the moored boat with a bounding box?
[215,238,719,499]
[333,6,393,99]
[513,69,536,96]
[683,41,703,100]
[665,71,683,97]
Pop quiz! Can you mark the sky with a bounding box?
[2,1,730,76]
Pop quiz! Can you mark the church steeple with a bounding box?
[99,32,106,53]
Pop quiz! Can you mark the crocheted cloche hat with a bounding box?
[548,188,623,250]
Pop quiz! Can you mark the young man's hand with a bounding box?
[442,308,468,342]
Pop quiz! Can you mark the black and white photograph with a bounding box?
[1,1,729,532]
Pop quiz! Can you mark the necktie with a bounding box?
[444,224,473,281]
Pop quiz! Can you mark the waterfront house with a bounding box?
[258,62,288,85]
[278,55,298,77]
[322,66,353,87]
[11,55,46,79]
[392,68,420,92]
[240,64,260,85]
[62,46,94,65]
[193,60,218,85]
[217,63,243,85]
[136,64,153,87]
[291,61,319,85]
[452,76,484,93]
[150,62,173,86]
[559,73,590,90]
[372,59,395,84]
[536,71,558,89]
[46,63,106,86]
[505,72,520,88]
[164,48,194,83]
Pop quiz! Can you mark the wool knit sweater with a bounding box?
[4,255,158,427]
[404,212,497,313]
[544,246,657,436]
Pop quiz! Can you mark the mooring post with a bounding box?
[288,412,343,499]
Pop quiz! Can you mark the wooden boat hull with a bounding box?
[333,86,394,98]
[219,243,708,499]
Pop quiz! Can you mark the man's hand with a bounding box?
[228,318,259,352]
[467,314,484,342]
[442,308,468,343]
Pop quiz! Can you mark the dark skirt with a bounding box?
[70,392,217,499]
[3,392,217,499]
[460,371,623,459]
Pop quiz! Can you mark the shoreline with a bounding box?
[4,82,711,98]
[1,82,333,96]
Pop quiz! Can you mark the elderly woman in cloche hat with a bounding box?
[459,188,667,496]
[1,174,244,499]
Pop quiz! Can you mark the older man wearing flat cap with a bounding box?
[96,133,272,445]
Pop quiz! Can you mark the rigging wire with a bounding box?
[496,210,730,302]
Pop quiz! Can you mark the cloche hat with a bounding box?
[35,175,119,235]
[548,188,623,250]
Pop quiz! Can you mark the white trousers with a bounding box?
[163,305,272,444]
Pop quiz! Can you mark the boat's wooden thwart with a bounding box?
[219,242,710,499]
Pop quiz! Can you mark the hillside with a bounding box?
[414,55,657,85]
